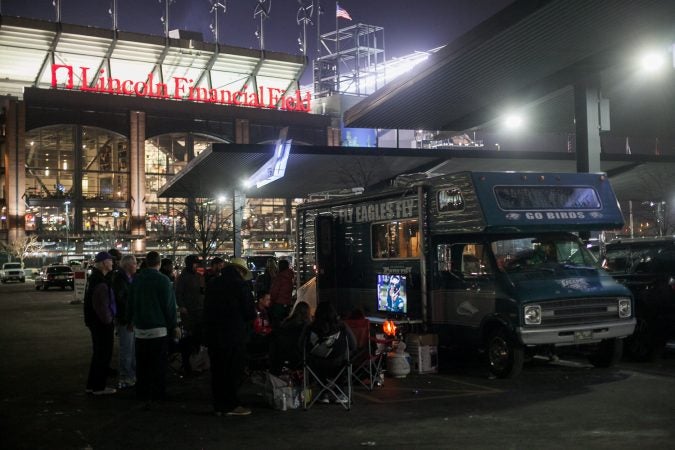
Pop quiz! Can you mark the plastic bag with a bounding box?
[264,372,300,410]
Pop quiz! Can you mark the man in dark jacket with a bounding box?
[204,258,257,416]
[127,251,177,402]
[174,254,204,374]
[111,254,137,388]
[84,251,117,395]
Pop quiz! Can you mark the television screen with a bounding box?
[377,274,407,313]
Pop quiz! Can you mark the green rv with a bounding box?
[296,171,635,378]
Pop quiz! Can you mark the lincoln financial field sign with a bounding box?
[51,64,312,112]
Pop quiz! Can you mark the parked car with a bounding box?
[1,262,25,283]
[246,255,277,282]
[35,265,75,290]
[602,237,675,360]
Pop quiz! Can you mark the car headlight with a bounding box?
[618,297,632,318]
[524,304,542,325]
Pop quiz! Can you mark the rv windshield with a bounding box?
[492,235,598,273]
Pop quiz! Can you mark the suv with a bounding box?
[1,262,26,283]
[35,265,75,290]
[602,237,675,360]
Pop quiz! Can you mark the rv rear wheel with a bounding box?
[487,328,524,379]
[625,317,662,362]
[588,338,623,368]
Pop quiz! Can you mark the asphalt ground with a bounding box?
[1,281,674,450]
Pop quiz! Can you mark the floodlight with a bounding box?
[639,50,666,73]
[504,113,524,130]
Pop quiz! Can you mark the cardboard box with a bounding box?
[407,345,438,374]
[406,333,439,347]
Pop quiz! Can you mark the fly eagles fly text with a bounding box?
[51,64,311,112]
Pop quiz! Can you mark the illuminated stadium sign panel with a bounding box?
[50,64,311,112]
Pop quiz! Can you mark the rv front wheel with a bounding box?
[487,328,524,379]
[588,338,623,368]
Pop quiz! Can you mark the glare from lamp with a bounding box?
[639,51,665,73]
[504,113,524,130]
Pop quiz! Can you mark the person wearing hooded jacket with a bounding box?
[84,251,117,395]
[174,254,204,374]
[126,251,177,402]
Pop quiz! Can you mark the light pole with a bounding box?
[64,200,71,256]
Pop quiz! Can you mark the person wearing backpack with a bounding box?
[304,302,356,404]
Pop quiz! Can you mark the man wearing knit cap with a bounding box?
[108,248,122,271]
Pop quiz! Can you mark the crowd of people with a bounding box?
[82,251,354,416]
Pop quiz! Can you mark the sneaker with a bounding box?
[85,388,94,394]
[92,387,117,396]
[118,380,136,389]
[318,396,331,404]
[335,394,350,405]
[226,406,252,416]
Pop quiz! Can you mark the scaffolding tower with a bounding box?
[313,23,386,98]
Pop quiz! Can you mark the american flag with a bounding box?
[336,3,352,20]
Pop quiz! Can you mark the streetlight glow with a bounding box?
[504,113,524,130]
[639,50,666,73]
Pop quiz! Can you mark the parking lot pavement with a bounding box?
[2,282,675,450]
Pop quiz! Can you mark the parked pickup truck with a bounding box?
[1,262,26,283]
[602,237,675,360]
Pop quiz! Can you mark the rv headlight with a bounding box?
[618,298,632,318]
[524,305,542,325]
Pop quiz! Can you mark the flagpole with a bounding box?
[336,2,340,93]
[317,0,321,59]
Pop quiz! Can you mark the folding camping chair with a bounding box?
[303,327,352,411]
[344,318,391,391]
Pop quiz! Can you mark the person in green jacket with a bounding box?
[127,251,178,402]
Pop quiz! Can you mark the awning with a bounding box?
[344,0,675,136]
[158,144,675,202]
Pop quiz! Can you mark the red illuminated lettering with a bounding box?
[121,80,133,95]
[79,67,96,91]
[49,64,311,112]
[173,77,189,99]
[51,64,74,89]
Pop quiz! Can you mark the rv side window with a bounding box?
[492,236,597,271]
[371,220,420,259]
[437,243,492,277]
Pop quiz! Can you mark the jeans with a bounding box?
[208,343,247,412]
[86,323,114,391]
[135,336,168,401]
[117,324,136,383]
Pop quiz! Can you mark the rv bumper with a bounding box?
[517,319,636,346]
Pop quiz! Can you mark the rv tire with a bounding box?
[487,328,524,379]
[625,316,662,362]
[588,338,623,368]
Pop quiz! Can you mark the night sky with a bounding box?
[3,0,513,75]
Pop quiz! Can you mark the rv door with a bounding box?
[316,215,337,302]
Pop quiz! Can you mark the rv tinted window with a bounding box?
[371,219,420,259]
[494,186,601,210]
[437,188,464,212]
